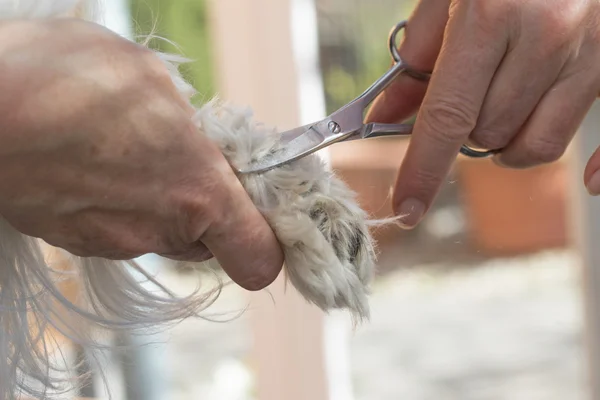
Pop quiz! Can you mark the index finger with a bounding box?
[393,3,509,227]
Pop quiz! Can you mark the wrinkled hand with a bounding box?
[367,0,600,228]
[0,19,283,290]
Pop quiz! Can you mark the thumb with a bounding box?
[584,146,600,195]
[200,167,284,292]
[365,0,449,124]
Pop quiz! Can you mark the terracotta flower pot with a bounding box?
[455,157,568,257]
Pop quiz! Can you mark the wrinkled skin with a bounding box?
[0,18,283,290]
[367,0,600,227]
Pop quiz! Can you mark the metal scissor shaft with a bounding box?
[363,123,414,139]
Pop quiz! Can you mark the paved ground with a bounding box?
[92,248,587,400]
[350,250,587,400]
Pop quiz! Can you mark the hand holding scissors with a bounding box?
[237,20,495,176]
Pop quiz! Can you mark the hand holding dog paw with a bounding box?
[0,19,282,290]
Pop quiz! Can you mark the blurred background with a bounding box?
[54,0,598,399]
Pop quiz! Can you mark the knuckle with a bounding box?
[540,2,581,33]
[466,0,515,26]
[539,26,574,55]
[420,100,478,144]
[527,2,583,54]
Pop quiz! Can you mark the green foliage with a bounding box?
[321,0,417,114]
[129,0,215,103]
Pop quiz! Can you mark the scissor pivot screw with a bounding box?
[328,121,341,134]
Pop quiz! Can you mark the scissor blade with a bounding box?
[279,122,316,143]
[238,125,328,174]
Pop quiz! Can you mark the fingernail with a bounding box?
[587,170,600,195]
[395,198,425,229]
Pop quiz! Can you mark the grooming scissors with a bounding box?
[237,20,496,175]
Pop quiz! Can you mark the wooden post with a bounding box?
[570,100,600,400]
[206,1,331,399]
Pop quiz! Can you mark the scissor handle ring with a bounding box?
[388,20,499,159]
[388,21,431,82]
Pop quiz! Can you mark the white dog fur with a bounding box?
[0,1,379,398]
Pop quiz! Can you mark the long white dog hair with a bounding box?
[0,1,382,398]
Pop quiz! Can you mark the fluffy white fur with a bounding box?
[195,103,376,318]
[0,1,379,398]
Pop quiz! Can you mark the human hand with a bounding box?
[366,0,600,227]
[0,19,283,290]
